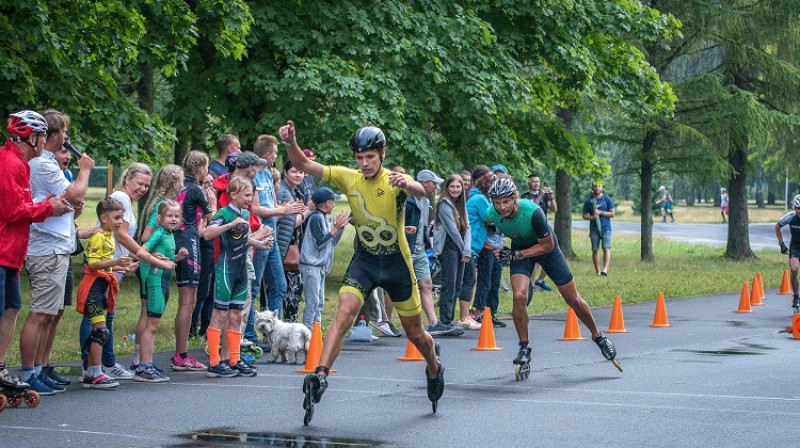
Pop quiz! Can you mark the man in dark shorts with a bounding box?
[776,194,800,309]
[282,120,445,418]
[486,178,619,377]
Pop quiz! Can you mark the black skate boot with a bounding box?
[426,342,444,413]
[593,333,622,372]
[302,372,328,425]
[0,370,39,409]
[513,345,531,381]
[792,295,799,312]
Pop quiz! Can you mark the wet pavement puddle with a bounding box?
[173,429,390,447]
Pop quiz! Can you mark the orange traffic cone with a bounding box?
[397,339,426,361]
[557,308,587,340]
[750,277,764,306]
[471,308,503,351]
[649,292,672,327]
[734,282,753,313]
[792,314,800,339]
[778,270,792,295]
[606,296,630,333]
[757,272,767,301]
[295,322,336,373]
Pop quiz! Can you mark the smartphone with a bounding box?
[543,181,549,188]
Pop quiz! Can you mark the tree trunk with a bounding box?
[640,130,657,261]
[554,169,577,260]
[725,135,755,259]
[554,107,577,260]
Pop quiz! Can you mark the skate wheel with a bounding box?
[514,363,530,381]
[24,390,40,408]
[303,405,314,426]
[431,400,437,414]
[611,359,623,372]
[252,346,263,357]
[0,394,6,412]
[8,394,22,407]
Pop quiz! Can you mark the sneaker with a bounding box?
[533,279,552,292]
[239,357,258,371]
[134,366,170,383]
[26,374,56,396]
[454,318,482,331]
[82,373,119,389]
[427,322,464,337]
[206,362,239,378]
[240,338,254,348]
[37,371,66,393]
[102,363,134,380]
[241,353,257,365]
[171,354,207,371]
[600,271,608,276]
[43,365,71,386]
[370,321,400,337]
[492,316,508,328]
[231,360,257,377]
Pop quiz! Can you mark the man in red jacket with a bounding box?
[0,110,71,384]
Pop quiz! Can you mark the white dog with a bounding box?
[254,310,311,364]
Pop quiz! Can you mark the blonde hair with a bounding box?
[254,134,279,157]
[138,164,184,240]
[182,150,209,181]
[271,167,281,184]
[156,199,181,220]
[227,177,253,196]
[115,162,153,192]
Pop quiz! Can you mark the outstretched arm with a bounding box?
[280,120,324,179]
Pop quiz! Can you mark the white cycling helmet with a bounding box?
[488,177,517,198]
[793,194,800,208]
[659,185,665,191]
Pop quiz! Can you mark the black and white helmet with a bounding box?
[349,126,386,152]
[488,177,517,198]
[793,194,800,208]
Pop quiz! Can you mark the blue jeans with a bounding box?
[80,312,115,369]
[248,243,286,341]
[473,248,501,316]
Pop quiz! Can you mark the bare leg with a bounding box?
[591,250,601,275]
[510,274,531,342]
[0,308,20,364]
[602,248,611,274]
[175,286,197,354]
[557,280,601,338]
[418,278,437,326]
[139,317,161,364]
[458,299,470,321]
[20,312,50,369]
[399,312,439,376]
[38,309,63,366]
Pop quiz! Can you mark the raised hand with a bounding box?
[279,120,297,145]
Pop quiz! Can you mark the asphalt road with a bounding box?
[2,289,799,447]
[570,220,787,250]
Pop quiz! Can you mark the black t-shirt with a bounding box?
[175,176,213,235]
[521,190,550,216]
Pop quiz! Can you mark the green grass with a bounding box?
[581,200,788,224]
[4,196,786,367]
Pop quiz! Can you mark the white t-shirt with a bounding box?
[28,151,74,256]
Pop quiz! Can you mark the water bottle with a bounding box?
[123,333,136,342]
[358,315,367,327]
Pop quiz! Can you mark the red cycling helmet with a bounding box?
[7,110,48,139]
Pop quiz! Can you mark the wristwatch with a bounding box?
[515,250,525,261]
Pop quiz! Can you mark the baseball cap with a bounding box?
[491,164,508,174]
[312,187,340,205]
[303,149,315,158]
[235,151,269,168]
[416,169,444,185]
